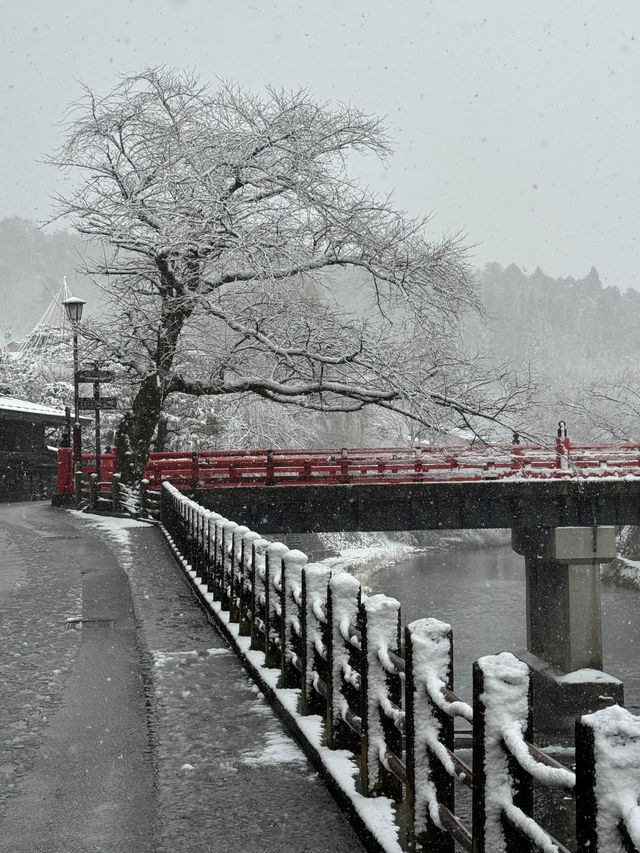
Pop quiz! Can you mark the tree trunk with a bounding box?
[114,374,163,484]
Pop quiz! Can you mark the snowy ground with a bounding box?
[0,516,82,813]
[80,513,365,853]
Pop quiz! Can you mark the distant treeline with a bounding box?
[2,215,637,386]
[467,262,640,378]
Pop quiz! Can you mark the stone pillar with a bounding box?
[511,526,623,735]
[512,526,614,671]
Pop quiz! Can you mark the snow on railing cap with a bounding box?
[283,549,308,567]
[581,703,640,738]
[242,530,262,544]
[477,651,529,685]
[232,525,250,538]
[330,572,361,594]
[305,563,332,578]
[363,592,400,614]
[407,617,452,638]
[252,538,271,555]
[266,542,289,557]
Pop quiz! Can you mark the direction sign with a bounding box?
[76,369,116,384]
[78,397,118,411]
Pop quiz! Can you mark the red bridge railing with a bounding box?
[57,437,640,495]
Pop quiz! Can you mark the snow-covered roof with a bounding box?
[0,395,75,425]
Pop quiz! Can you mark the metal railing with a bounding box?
[161,481,640,853]
[56,438,640,496]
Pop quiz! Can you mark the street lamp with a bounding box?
[62,296,86,473]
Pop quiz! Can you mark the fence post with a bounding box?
[89,473,98,511]
[472,653,533,853]
[139,479,149,519]
[250,538,271,652]
[111,473,121,513]
[239,531,261,636]
[326,572,361,751]
[74,470,83,505]
[193,506,205,580]
[360,593,402,800]
[264,543,289,669]
[191,451,199,490]
[280,549,308,688]
[405,618,455,853]
[220,521,240,612]
[229,525,250,622]
[212,516,227,601]
[576,705,640,853]
[301,564,332,716]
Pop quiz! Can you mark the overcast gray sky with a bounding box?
[2,0,640,287]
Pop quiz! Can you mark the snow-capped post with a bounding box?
[239,531,261,636]
[555,420,570,470]
[112,472,121,513]
[300,564,331,716]
[139,478,149,518]
[202,512,213,591]
[405,618,455,853]
[220,520,239,611]
[250,538,270,652]
[326,573,362,750]
[193,504,202,575]
[229,525,250,622]
[280,549,308,688]
[575,705,640,853]
[360,594,403,800]
[471,653,533,853]
[190,451,198,489]
[203,510,221,593]
[266,448,275,485]
[264,542,289,669]
[192,506,203,576]
[74,469,83,504]
[213,516,227,600]
[89,472,98,511]
[339,447,349,484]
[184,502,194,568]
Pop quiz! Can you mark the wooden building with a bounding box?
[0,396,71,501]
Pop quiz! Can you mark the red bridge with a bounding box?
[56,437,640,494]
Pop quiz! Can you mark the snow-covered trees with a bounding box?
[51,68,526,481]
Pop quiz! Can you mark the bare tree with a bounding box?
[50,67,527,481]
[555,371,640,442]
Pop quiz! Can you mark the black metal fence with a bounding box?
[161,481,640,853]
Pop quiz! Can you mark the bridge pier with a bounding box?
[512,526,624,734]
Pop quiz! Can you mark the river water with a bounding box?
[365,538,639,846]
[366,537,640,714]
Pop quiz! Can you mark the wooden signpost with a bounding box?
[75,363,117,481]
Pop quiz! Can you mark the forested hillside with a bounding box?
[0,218,94,340]
[468,262,640,378]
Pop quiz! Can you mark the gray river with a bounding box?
[367,538,640,714]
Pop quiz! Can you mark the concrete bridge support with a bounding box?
[512,526,624,734]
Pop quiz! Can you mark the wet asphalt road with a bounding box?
[0,503,364,852]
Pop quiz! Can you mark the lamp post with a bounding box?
[62,296,86,474]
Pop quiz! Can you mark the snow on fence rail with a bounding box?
[70,470,162,519]
[56,436,640,495]
[160,481,640,853]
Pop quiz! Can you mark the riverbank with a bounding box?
[312,528,511,588]
[602,525,640,589]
